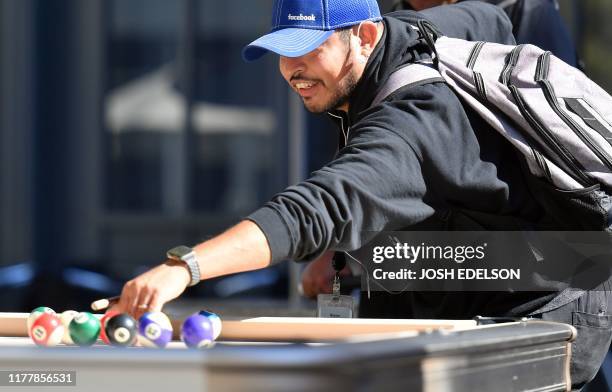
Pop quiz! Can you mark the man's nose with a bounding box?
[280,56,305,78]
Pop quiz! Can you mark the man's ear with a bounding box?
[355,21,380,55]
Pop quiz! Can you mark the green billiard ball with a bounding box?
[69,312,100,346]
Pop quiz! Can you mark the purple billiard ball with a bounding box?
[138,312,173,348]
[181,314,215,348]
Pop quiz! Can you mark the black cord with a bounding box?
[332,252,346,272]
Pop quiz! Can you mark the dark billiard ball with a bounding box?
[105,313,137,347]
[181,313,215,348]
[99,311,120,345]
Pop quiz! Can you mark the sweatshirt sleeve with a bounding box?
[247,116,434,265]
[248,80,514,264]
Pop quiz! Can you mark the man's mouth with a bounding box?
[295,81,315,89]
[293,81,320,97]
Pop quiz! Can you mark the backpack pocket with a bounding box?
[524,172,612,230]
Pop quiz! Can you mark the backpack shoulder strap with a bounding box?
[371,63,444,107]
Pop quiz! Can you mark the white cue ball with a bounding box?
[60,310,79,344]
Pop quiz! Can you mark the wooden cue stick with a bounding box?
[0,313,476,341]
[205,317,477,341]
[91,296,120,311]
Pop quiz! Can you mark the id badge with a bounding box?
[317,294,354,318]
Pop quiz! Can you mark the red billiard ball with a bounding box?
[30,313,64,347]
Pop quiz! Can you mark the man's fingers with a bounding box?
[127,282,142,317]
[132,283,154,318]
[302,285,315,299]
[133,289,160,320]
[116,283,133,314]
[148,292,162,313]
[106,304,121,315]
[113,262,189,317]
[300,274,318,298]
[117,280,145,317]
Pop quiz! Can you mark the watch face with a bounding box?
[168,245,192,258]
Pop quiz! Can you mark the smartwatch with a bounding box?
[166,245,201,287]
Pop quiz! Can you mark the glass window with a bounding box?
[105,0,182,211]
[102,0,291,299]
[191,0,285,213]
[104,0,286,215]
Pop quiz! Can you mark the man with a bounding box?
[112,0,611,389]
[301,0,581,304]
[390,0,580,67]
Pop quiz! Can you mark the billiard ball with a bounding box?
[105,314,137,347]
[198,310,222,340]
[30,313,64,347]
[59,310,78,345]
[27,307,55,336]
[99,311,120,345]
[69,312,101,346]
[181,314,215,348]
[138,312,173,348]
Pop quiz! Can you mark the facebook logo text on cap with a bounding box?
[242,0,382,62]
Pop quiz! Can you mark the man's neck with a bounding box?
[336,22,385,114]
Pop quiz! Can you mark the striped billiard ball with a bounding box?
[198,310,222,340]
[138,312,173,348]
[27,307,55,337]
[30,313,64,347]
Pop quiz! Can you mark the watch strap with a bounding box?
[182,251,201,287]
[167,246,201,287]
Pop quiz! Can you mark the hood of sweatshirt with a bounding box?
[329,2,514,129]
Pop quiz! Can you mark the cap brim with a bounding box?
[242,28,334,62]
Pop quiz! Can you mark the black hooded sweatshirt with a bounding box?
[248,2,555,318]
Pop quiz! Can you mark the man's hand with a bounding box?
[300,251,352,299]
[108,220,272,319]
[110,261,191,319]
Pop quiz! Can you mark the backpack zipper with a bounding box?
[510,85,593,186]
[536,52,612,172]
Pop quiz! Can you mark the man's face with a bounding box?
[279,32,359,113]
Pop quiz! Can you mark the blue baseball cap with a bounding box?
[242,0,382,62]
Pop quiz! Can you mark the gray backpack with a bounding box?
[374,22,612,230]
